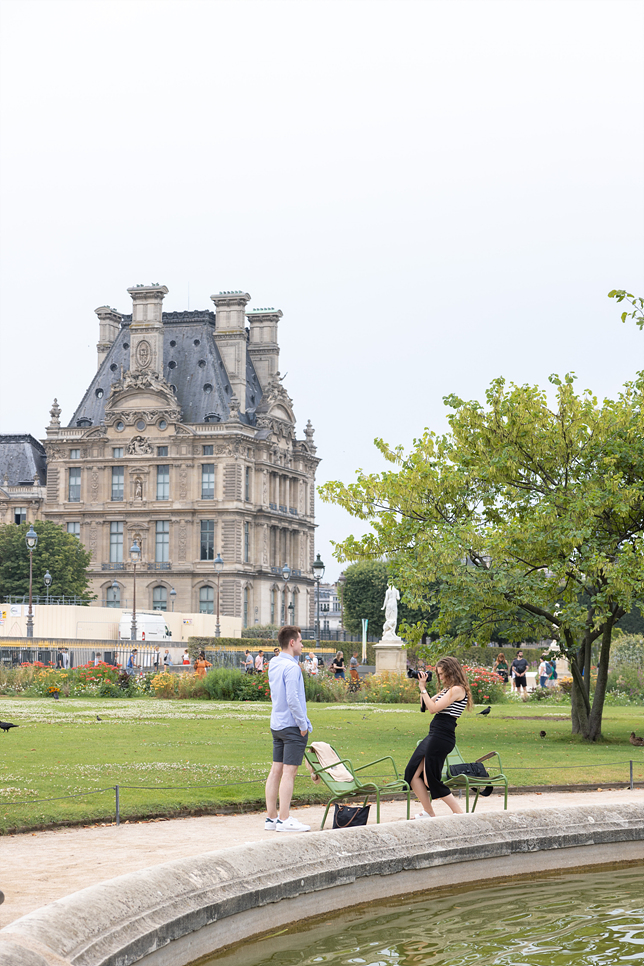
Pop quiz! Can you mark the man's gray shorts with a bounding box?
[271,726,308,766]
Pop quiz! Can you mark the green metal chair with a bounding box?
[304,744,411,829]
[442,745,509,812]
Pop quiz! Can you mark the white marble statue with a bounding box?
[381,583,401,640]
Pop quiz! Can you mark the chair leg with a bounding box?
[504,782,508,810]
[376,790,381,824]
[406,787,411,820]
[472,788,480,813]
[464,783,470,812]
[321,801,332,830]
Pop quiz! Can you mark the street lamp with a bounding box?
[25,524,38,639]
[129,540,141,641]
[110,579,119,608]
[312,553,325,649]
[281,563,291,625]
[170,587,177,612]
[44,570,52,604]
[214,553,224,638]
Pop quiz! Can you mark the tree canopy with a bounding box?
[320,327,644,741]
[0,521,94,601]
[341,560,436,637]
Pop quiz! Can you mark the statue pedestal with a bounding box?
[374,638,406,675]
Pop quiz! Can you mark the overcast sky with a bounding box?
[1,0,642,581]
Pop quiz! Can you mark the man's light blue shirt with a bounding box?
[268,652,312,733]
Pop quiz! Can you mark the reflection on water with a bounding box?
[204,867,644,966]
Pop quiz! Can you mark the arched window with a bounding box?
[106,584,120,608]
[153,586,167,611]
[200,585,214,614]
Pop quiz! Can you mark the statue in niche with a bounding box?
[135,478,143,500]
[381,583,401,641]
[128,436,153,456]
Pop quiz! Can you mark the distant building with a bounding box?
[316,581,343,632]
[1,285,320,627]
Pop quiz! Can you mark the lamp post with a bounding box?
[214,553,224,637]
[170,587,176,612]
[110,579,119,608]
[44,570,52,604]
[129,540,141,641]
[25,524,38,639]
[281,563,291,625]
[312,553,325,649]
[288,601,294,624]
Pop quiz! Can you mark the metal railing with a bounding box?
[2,595,91,606]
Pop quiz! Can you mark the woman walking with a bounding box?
[330,650,345,679]
[404,656,473,818]
[492,651,509,684]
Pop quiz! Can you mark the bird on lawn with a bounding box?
[96,715,102,722]
[477,707,491,716]
[0,721,18,734]
[540,731,547,738]
[630,732,644,747]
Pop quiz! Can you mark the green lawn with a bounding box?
[0,697,643,833]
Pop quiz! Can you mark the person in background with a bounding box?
[330,650,345,679]
[163,649,173,668]
[194,652,212,678]
[182,648,191,666]
[94,652,102,667]
[492,652,509,684]
[538,655,548,688]
[511,650,529,699]
[308,652,319,675]
[242,649,254,673]
[153,646,161,673]
[255,650,266,673]
[127,648,139,671]
[548,656,558,687]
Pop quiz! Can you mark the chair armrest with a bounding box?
[353,756,400,778]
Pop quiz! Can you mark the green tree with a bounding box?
[0,521,94,601]
[320,364,644,742]
[341,560,435,637]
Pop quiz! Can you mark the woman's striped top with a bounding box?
[435,687,467,718]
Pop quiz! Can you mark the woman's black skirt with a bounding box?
[404,712,457,800]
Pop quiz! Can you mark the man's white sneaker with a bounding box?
[264,817,278,831]
[275,816,311,832]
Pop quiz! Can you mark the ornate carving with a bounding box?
[108,369,172,399]
[127,436,153,456]
[262,470,268,505]
[178,522,187,561]
[89,523,97,561]
[179,466,188,499]
[48,398,61,428]
[262,525,268,566]
[135,340,152,369]
[135,478,143,499]
[91,468,99,503]
[174,424,193,436]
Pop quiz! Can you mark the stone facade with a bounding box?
[3,285,320,626]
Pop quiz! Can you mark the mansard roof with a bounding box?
[69,311,263,429]
[0,435,47,485]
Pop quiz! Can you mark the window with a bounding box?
[68,468,81,502]
[203,445,213,455]
[153,586,167,611]
[70,449,80,459]
[157,446,168,457]
[156,465,169,500]
[243,587,248,628]
[270,589,276,625]
[14,507,26,525]
[244,522,250,563]
[245,466,251,501]
[156,520,169,562]
[112,447,123,458]
[109,522,123,562]
[201,464,215,499]
[67,522,80,538]
[199,585,214,614]
[111,466,124,501]
[106,584,120,608]
[200,520,214,560]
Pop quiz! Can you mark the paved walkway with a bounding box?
[1,786,641,929]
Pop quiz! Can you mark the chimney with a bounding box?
[211,291,251,413]
[95,306,122,369]
[246,307,283,389]
[126,284,169,375]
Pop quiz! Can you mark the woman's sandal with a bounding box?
[413,809,434,820]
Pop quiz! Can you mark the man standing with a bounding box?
[511,650,529,699]
[255,649,265,673]
[265,625,312,833]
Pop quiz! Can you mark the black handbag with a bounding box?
[332,802,370,828]
[447,761,493,797]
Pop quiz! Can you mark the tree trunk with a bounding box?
[570,638,591,736]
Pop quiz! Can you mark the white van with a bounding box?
[118,612,172,642]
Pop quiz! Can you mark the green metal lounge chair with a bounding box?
[442,745,509,812]
[304,744,411,829]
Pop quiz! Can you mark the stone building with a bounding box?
[0,435,47,527]
[9,284,320,627]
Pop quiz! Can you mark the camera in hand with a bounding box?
[407,667,432,681]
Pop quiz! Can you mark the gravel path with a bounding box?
[1,786,641,929]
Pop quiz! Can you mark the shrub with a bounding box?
[150,671,177,698]
[236,671,271,701]
[361,671,422,704]
[303,674,348,703]
[463,666,506,704]
[176,673,208,700]
[241,624,280,639]
[610,636,644,670]
[202,667,245,701]
[606,666,644,702]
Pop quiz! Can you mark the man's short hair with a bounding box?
[278,625,301,649]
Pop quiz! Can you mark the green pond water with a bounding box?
[205,866,644,966]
